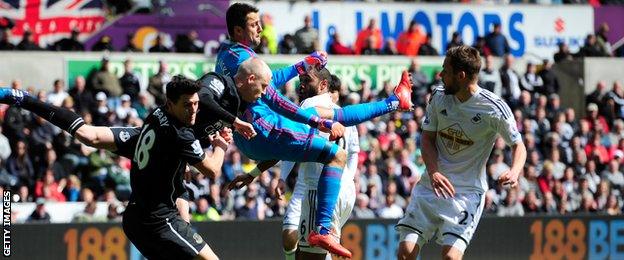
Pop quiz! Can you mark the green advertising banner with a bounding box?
[65,56,442,92]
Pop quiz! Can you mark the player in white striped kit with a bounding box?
[279,69,359,260]
[396,46,527,260]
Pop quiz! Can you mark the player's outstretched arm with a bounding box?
[498,142,527,188]
[74,125,119,150]
[226,160,279,190]
[271,51,328,89]
[422,130,456,198]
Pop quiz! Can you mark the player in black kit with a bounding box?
[0,77,230,260]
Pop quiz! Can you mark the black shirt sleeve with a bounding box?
[197,76,237,124]
[177,128,205,166]
[110,127,141,159]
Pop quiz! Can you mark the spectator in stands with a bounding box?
[605,194,621,215]
[577,34,604,57]
[396,20,425,56]
[91,92,109,126]
[0,29,15,50]
[16,31,42,51]
[293,15,319,54]
[91,35,114,51]
[278,34,297,54]
[500,54,523,106]
[115,94,139,123]
[354,18,383,55]
[521,63,543,93]
[445,31,463,52]
[53,29,84,51]
[479,55,502,96]
[596,23,612,57]
[539,60,559,96]
[522,189,542,214]
[118,59,141,101]
[408,58,429,105]
[542,192,558,214]
[360,36,381,55]
[149,34,171,53]
[259,14,277,54]
[328,32,354,55]
[605,81,624,120]
[377,194,403,219]
[179,30,204,53]
[497,188,524,216]
[72,201,105,222]
[121,33,140,52]
[381,38,398,55]
[132,92,154,120]
[39,148,67,182]
[7,140,34,189]
[90,57,123,103]
[601,160,624,189]
[192,197,220,221]
[254,35,270,54]
[34,169,66,202]
[553,42,573,63]
[586,81,607,107]
[47,79,69,107]
[417,34,438,56]
[352,193,375,219]
[147,60,171,106]
[27,198,51,223]
[473,36,491,57]
[235,188,263,220]
[63,175,81,202]
[585,103,610,133]
[69,76,94,114]
[485,23,510,56]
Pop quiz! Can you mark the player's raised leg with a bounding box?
[310,70,414,126]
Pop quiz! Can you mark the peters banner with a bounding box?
[251,2,593,59]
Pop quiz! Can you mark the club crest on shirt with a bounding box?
[119,131,130,142]
[438,123,474,155]
[471,113,482,124]
[193,233,204,244]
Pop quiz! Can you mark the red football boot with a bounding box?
[393,70,414,111]
[308,231,352,259]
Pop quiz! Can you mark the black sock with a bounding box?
[22,96,85,135]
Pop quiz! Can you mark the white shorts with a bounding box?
[299,181,356,254]
[396,185,485,253]
[283,179,308,231]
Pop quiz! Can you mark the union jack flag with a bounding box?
[0,0,105,47]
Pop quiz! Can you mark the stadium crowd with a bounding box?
[1,0,623,223]
[1,45,624,223]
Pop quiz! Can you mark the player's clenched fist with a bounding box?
[233,117,256,140]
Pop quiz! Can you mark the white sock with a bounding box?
[284,248,296,260]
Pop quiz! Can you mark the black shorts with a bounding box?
[122,204,206,260]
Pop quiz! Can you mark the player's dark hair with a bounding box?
[445,45,481,80]
[329,74,341,93]
[226,3,259,37]
[166,75,201,103]
[316,67,332,83]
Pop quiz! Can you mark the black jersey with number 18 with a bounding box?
[118,107,205,220]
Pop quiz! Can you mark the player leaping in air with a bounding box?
[191,3,413,258]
